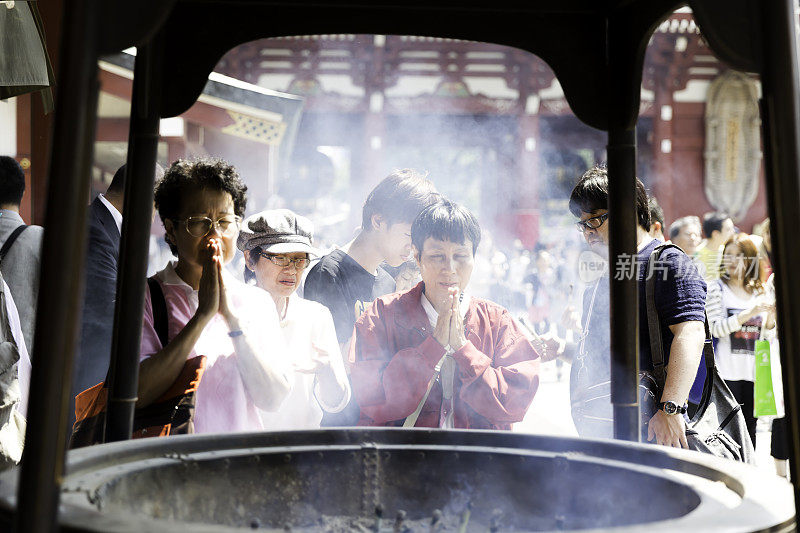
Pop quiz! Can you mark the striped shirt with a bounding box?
[705,279,771,381]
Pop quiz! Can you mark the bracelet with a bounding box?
[228,329,244,338]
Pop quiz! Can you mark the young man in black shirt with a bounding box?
[304,168,438,425]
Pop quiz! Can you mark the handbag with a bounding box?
[0,274,26,469]
[754,338,777,417]
[567,276,658,441]
[70,277,206,448]
[569,369,658,441]
[645,243,755,463]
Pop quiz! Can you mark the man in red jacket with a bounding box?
[349,199,541,429]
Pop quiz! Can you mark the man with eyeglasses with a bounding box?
[542,166,707,449]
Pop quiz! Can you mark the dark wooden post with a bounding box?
[105,34,164,443]
[758,0,800,511]
[15,1,98,530]
[607,12,641,443]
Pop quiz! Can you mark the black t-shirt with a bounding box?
[304,249,396,344]
[304,249,395,426]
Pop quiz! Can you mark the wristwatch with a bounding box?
[658,401,687,415]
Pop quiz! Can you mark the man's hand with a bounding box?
[647,410,688,449]
[535,332,564,362]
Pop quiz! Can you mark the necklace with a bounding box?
[278,297,289,324]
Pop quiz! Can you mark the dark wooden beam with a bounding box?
[29,0,65,226]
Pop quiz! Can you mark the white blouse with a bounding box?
[258,295,350,429]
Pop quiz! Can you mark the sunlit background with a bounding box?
[0,6,775,456]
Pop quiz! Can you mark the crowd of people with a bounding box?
[0,155,787,476]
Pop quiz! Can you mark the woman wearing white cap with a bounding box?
[238,209,351,428]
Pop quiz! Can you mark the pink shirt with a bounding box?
[140,262,289,434]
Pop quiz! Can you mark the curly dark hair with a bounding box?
[154,158,248,255]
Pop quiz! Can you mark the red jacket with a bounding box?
[349,282,540,430]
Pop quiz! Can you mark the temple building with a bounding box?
[8,10,769,244]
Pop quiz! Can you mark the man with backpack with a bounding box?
[542,167,752,461]
[0,156,43,357]
[544,166,707,447]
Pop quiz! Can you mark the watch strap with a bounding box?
[657,401,687,414]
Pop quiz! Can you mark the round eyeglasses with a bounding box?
[179,215,242,238]
[575,212,609,233]
[258,252,311,270]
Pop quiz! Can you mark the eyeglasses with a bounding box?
[178,215,242,238]
[258,252,311,270]
[575,212,609,233]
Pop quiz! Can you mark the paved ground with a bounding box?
[513,360,784,478]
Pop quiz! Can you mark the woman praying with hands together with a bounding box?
[138,158,290,434]
[350,199,541,429]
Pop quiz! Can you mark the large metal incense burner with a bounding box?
[0,429,792,531]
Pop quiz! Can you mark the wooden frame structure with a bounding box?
[11,1,800,530]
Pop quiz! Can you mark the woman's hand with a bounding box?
[534,331,565,362]
[213,239,238,325]
[740,300,775,324]
[754,301,776,315]
[447,287,466,350]
[294,343,333,375]
[196,239,220,321]
[433,306,452,348]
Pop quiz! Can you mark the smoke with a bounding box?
[177,34,610,437]
[135,30,733,443]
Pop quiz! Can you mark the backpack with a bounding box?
[69,277,206,448]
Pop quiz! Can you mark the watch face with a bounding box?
[664,401,678,415]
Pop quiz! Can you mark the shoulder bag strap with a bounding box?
[147,277,169,348]
[691,315,717,421]
[0,225,27,266]
[403,354,448,427]
[101,277,169,392]
[645,243,717,418]
[645,243,679,388]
